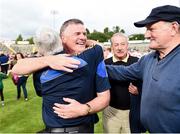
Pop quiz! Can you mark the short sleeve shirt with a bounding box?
[33,45,110,128]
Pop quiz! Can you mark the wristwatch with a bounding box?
[85,103,92,114]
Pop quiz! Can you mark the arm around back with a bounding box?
[12,54,81,75]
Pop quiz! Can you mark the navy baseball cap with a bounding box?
[134,5,180,27]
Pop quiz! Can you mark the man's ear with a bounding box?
[61,35,66,42]
[171,22,180,36]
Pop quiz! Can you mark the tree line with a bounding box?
[16,26,145,44]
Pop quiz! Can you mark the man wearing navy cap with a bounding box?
[106,5,180,132]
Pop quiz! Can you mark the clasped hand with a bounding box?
[53,98,89,119]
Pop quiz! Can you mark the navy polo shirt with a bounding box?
[33,45,110,128]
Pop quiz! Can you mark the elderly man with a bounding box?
[106,5,180,133]
[102,33,144,133]
[12,19,110,133]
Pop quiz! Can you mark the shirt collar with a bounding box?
[155,44,180,60]
[112,53,129,63]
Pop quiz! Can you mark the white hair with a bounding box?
[34,27,63,56]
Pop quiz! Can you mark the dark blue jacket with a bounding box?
[33,45,110,128]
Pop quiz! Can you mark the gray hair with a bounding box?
[110,33,129,45]
[60,19,84,37]
[34,27,63,56]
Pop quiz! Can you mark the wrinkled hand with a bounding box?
[53,98,89,119]
[128,83,139,95]
[46,54,80,72]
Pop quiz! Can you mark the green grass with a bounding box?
[0,76,103,133]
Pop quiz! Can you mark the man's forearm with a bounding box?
[12,54,81,75]
[52,90,110,118]
[86,90,110,114]
[12,57,48,75]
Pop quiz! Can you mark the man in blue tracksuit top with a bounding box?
[106,5,180,133]
[12,19,110,133]
[33,44,110,131]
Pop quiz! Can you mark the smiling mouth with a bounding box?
[76,42,85,46]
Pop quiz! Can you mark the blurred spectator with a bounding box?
[103,46,113,59]
[0,51,9,74]
[0,64,8,106]
[15,53,29,101]
[8,53,16,70]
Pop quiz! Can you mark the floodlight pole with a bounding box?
[51,10,58,29]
